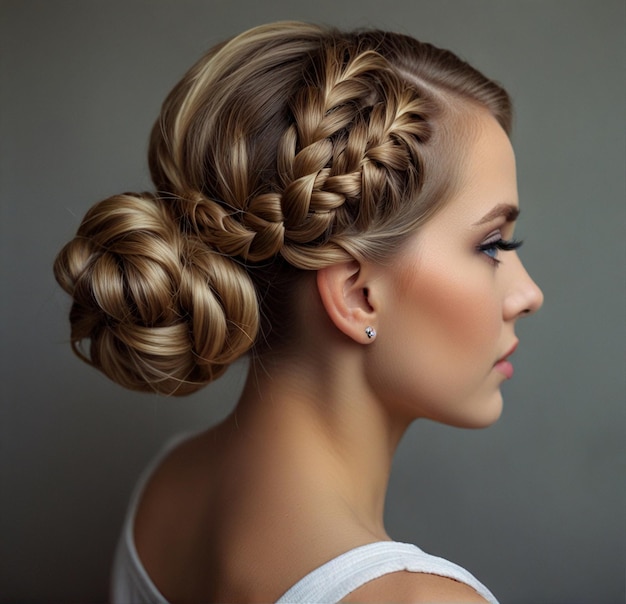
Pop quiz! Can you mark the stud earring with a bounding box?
[365,326,377,340]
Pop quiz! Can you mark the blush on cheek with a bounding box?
[395,254,500,373]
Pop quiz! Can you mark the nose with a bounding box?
[503,253,544,320]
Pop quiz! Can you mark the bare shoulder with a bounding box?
[136,432,207,501]
[341,571,491,603]
[133,430,217,553]
[132,430,220,600]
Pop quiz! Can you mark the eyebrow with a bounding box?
[473,203,520,226]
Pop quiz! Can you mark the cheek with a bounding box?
[396,257,500,361]
[369,255,502,420]
[425,278,499,361]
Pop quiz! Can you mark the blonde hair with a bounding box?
[54,22,512,395]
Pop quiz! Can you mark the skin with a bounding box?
[133,112,543,603]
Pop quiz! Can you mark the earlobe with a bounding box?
[316,261,377,344]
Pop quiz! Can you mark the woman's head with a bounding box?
[54,21,514,395]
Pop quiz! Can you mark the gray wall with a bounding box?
[1,1,624,602]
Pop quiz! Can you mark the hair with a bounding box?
[54,21,512,396]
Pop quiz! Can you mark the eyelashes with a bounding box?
[477,235,523,265]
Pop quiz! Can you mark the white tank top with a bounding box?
[275,541,498,602]
[111,435,499,603]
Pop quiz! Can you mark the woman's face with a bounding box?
[367,112,544,428]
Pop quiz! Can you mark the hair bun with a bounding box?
[54,193,258,395]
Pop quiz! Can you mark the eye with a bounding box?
[477,231,523,265]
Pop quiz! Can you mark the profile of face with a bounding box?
[366,112,544,428]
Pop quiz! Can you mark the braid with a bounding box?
[185,42,434,270]
[280,44,433,267]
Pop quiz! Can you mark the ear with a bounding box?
[316,260,377,344]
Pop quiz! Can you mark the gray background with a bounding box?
[1,1,624,602]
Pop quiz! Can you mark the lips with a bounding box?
[494,340,518,379]
[496,340,518,364]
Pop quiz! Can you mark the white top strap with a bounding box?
[275,541,499,603]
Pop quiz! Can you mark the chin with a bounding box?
[460,410,502,429]
[434,391,504,430]
[463,394,504,429]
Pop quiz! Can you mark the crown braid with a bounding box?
[181,41,433,269]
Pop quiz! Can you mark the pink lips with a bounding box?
[494,341,518,379]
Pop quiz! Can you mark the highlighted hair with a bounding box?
[54,22,511,395]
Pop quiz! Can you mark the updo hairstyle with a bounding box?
[54,22,511,395]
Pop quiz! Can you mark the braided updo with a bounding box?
[54,22,511,395]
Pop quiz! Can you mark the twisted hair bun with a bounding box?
[54,193,258,395]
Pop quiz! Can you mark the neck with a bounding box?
[223,349,411,538]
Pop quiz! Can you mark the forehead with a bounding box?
[434,111,519,226]
[461,112,517,199]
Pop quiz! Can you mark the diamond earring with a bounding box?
[365,326,377,340]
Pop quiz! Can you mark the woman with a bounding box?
[54,21,543,603]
